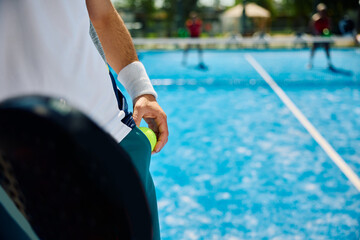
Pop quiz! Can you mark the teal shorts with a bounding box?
[120,126,160,240]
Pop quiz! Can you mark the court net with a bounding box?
[133,35,358,50]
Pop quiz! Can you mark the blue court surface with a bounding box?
[137,49,360,239]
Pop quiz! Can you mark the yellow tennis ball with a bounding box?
[323,28,330,36]
[139,127,157,151]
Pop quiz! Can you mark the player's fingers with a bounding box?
[132,106,144,127]
[145,114,168,153]
[144,118,157,132]
[144,118,159,154]
[153,113,168,153]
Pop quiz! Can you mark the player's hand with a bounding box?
[133,94,168,153]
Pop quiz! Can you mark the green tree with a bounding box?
[113,0,155,35]
[162,0,177,36]
[130,0,155,34]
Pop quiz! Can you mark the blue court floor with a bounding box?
[136,49,360,239]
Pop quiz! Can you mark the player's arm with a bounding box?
[86,0,168,153]
[86,0,137,72]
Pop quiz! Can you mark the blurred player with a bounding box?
[307,3,334,70]
[339,15,355,36]
[182,12,207,69]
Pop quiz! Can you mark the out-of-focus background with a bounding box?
[111,0,359,39]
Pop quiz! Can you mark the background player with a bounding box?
[307,3,334,70]
[182,12,207,69]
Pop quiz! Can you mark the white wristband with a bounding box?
[117,61,157,101]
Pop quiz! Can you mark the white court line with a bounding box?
[245,54,360,192]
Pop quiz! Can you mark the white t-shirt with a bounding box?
[0,1,133,142]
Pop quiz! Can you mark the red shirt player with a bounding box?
[186,13,202,38]
[308,3,334,70]
[311,4,331,36]
[182,12,207,69]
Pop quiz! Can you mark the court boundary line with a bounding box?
[245,54,360,192]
